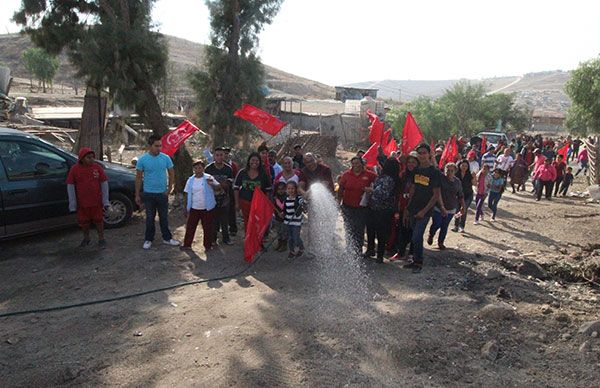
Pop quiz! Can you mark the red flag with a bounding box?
[368,117,385,144]
[439,135,458,169]
[366,109,379,124]
[480,136,487,155]
[401,112,424,155]
[363,142,380,167]
[234,104,287,136]
[161,120,200,157]
[382,129,391,145]
[383,137,398,156]
[244,188,275,263]
[557,144,569,161]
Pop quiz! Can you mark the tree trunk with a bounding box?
[75,85,106,159]
[138,79,192,193]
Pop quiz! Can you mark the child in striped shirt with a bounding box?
[284,181,305,258]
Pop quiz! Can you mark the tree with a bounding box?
[565,57,600,135]
[21,47,60,93]
[14,0,192,190]
[190,0,283,147]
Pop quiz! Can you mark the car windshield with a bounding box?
[481,134,503,144]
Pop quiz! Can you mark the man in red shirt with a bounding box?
[337,156,377,255]
[66,147,109,248]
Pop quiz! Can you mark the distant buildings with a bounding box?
[334,86,378,102]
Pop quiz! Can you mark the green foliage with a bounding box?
[387,81,531,141]
[21,47,60,92]
[565,57,600,135]
[14,0,167,111]
[191,0,283,146]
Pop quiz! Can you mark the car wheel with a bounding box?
[104,192,133,229]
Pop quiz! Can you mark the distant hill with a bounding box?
[0,33,335,102]
[347,71,572,115]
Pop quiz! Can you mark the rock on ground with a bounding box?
[478,303,516,321]
[578,320,600,336]
[481,340,499,361]
[516,259,549,280]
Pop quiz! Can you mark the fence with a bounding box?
[586,136,599,185]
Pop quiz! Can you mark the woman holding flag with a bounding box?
[234,152,272,233]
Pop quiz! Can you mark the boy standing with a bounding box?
[135,134,180,250]
[559,167,574,197]
[66,147,109,248]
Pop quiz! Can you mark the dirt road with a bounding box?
[1,176,599,386]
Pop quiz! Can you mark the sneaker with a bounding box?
[79,239,91,248]
[296,249,304,258]
[163,239,180,246]
[143,241,152,250]
[491,217,496,222]
[223,240,234,246]
[458,227,465,233]
[403,262,422,273]
[98,239,107,249]
[363,250,375,258]
[451,226,459,233]
[473,220,479,225]
[288,252,295,259]
[427,235,434,245]
[438,243,447,250]
[389,253,403,262]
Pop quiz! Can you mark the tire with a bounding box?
[104,192,133,229]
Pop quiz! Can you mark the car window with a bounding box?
[0,141,68,181]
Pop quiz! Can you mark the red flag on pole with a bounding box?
[480,136,487,155]
[383,137,398,156]
[244,188,275,263]
[439,135,458,169]
[401,112,424,155]
[382,129,391,145]
[234,104,287,136]
[363,142,380,167]
[161,120,200,157]
[557,143,569,161]
[368,117,385,144]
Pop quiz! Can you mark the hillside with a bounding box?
[0,33,335,104]
[348,71,572,114]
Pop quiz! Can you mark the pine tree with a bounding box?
[14,0,193,190]
[190,0,283,147]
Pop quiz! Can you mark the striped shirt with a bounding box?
[283,195,304,226]
[481,152,496,169]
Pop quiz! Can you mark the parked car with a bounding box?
[0,127,137,240]
[476,131,509,148]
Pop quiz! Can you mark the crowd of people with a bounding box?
[65,132,592,273]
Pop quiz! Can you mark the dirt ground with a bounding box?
[1,157,600,387]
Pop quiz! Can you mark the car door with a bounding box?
[0,157,6,238]
[0,139,74,238]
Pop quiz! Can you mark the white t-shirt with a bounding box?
[191,178,207,210]
[469,160,480,174]
[496,155,514,171]
[276,171,300,184]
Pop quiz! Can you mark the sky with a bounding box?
[3,0,600,85]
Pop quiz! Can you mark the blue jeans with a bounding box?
[488,191,502,218]
[454,192,473,229]
[143,192,172,242]
[429,209,454,245]
[410,214,431,264]
[287,224,304,252]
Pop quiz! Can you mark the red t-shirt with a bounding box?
[339,169,377,208]
[66,163,108,208]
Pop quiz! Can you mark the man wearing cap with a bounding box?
[292,144,305,169]
[223,147,239,236]
[404,143,441,273]
[205,147,234,245]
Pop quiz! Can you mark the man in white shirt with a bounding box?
[495,148,514,174]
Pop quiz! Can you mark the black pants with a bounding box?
[536,180,553,200]
[227,186,238,234]
[553,176,563,196]
[213,205,230,243]
[342,205,367,254]
[396,209,414,257]
[559,181,571,196]
[366,208,394,259]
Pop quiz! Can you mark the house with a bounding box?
[334,86,378,102]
